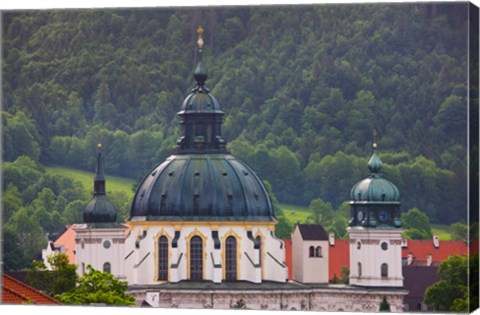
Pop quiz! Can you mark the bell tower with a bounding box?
[347,131,403,287]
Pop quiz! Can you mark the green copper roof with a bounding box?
[83,146,118,223]
[130,154,275,221]
[350,149,400,203]
[368,151,382,173]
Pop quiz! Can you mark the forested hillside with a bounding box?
[3,3,472,231]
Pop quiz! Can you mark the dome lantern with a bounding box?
[176,26,228,154]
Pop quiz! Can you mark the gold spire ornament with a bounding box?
[97,143,103,151]
[196,25,204,50]
[372,129,378,150]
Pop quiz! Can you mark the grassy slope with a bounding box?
[47,166,452,240]
[46,166,136,198]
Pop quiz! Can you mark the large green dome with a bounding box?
[130,154,275,221]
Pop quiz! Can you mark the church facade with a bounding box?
[71,27,408,311]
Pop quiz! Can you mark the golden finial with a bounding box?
[97,143,103,151]
[372,129,378,150]
[196,25,204,50]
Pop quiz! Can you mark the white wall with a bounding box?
[348,227,403,287]
[124,223,286,285]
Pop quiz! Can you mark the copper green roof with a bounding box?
[350,149,400,204]
[130,154,275,221]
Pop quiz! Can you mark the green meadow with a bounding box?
[46,166,136,198]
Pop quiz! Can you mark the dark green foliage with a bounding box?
[379,296,391,312]
[55,265,136,306]
[424,254,478,312]
[27,253,78,296]
[2,4,469,231]
[401,207,433,240]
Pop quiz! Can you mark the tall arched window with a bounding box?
[358,262,362,278]
[381,263,388,278]
[316,246,322,257]
[190,236,203,280]
[309,246,315,257]
[225,236,237,281]
[103,262,111,274]
[158,236,169,281]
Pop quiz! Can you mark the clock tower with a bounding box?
[347,131,403,287]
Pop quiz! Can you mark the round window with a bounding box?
[103,240,111,249]
[381,242,388,251]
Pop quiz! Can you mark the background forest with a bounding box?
[2,3,475,269]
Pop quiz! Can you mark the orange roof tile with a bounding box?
[284,239,293,280]
[402,240,468,261]
[1,273,60,305]
[54,224,79,264]
[328,239,350,281]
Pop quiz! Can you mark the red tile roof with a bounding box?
[401,239,467,261]
[328,239,350,281]
[284,239,293,280]
[1,273,60,305]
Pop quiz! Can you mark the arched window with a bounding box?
[381,263,388,278]
[225,236,237,281]
[190,236,203,280]
[358,262,362,278]
[309,246,315,257]
[103,262,111,274]
[158,236,169,281]
[315,246,323,257]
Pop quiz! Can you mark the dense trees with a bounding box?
[424,254,478,312]
[55,265,136,305]
[2,3,471,262]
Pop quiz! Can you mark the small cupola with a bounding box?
[83,144,118,224]
[176,26,228,154]
[348,130,402,228]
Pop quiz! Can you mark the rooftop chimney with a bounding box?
[407,253,413,265]
[426,254,432,266]
[401,238,408,248]
[329,231,335,246]
[433,234,440,248]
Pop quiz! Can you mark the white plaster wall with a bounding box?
[291,227,304,282]
[141,287,407,312]
[124,223,286,285]
[301,240,329,283]
[74,227,126,279]
[348,227,403,287]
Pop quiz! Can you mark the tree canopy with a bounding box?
[55,265,136,306]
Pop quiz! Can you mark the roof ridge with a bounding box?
[3,273,59,304]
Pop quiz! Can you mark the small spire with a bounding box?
[368,130,382,173]
[193,26,207,87]
[372,129,378,150]
[196,25,204,51]
[94,143,105,193]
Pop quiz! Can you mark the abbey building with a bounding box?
[63,27,408,311]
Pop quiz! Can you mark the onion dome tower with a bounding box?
[75,144,127,279]
[347,131,403,288]
[348,135,402,228]
[83,144,118,225]
[126,27,286,285]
